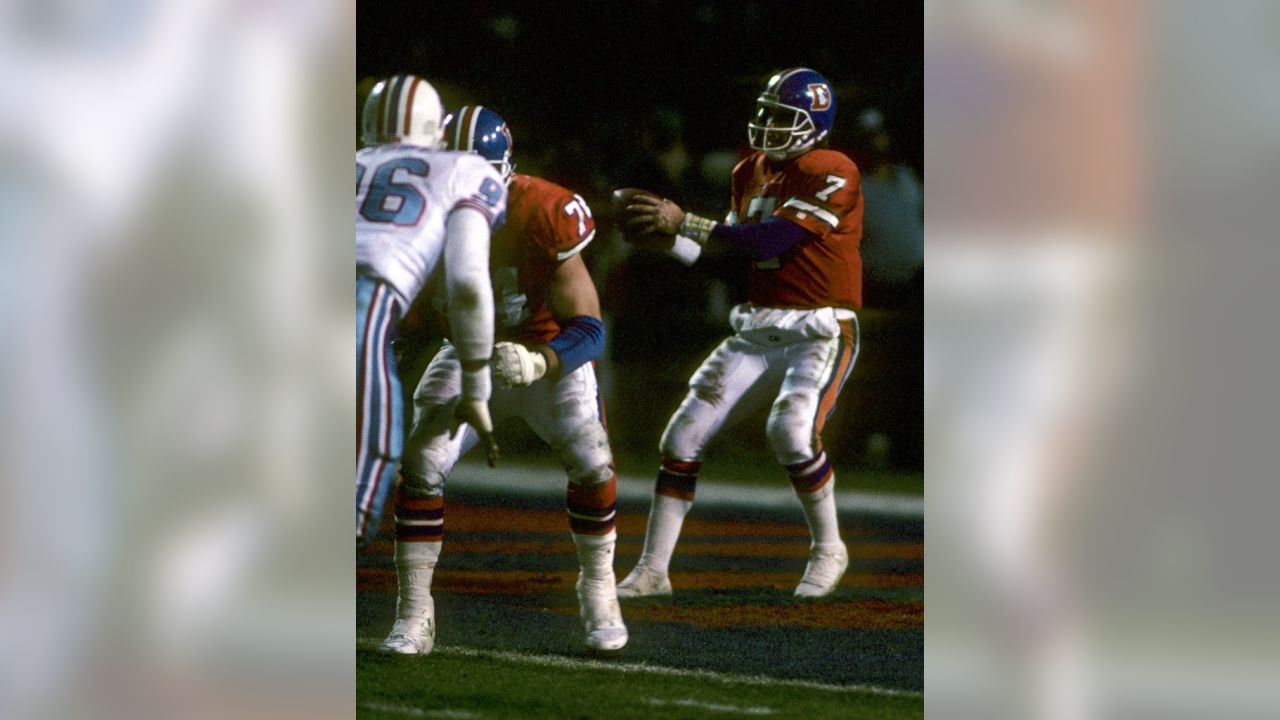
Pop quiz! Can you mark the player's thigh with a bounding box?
[660,336,779,460]
[404,345,474,484]
[522,364,614,484]
[412,344,461,426]
[767,327,857,463]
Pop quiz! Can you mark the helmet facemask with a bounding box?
[748,99,821,160]
[489,152,515,186]
[480,124,515,185]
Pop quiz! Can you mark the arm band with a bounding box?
[709,216,813,261]
[546,315,606,377]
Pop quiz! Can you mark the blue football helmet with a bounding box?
[747,68,837,160]
[446,105,515,185]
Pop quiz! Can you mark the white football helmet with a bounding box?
[362,74,446,149]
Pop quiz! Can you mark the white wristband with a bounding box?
[667,234,704,266]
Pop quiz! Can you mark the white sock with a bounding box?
[796,479,843,548]
[637,494,692,574]
[574,530,617,584]
[394,540,440,618]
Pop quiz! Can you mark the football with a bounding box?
[610,187,659,210]
[610,187,670,247]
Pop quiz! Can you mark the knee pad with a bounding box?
[559,421,614,486]
[767,391,819,466]
[659,395,713,461]
[399,466,446,498]
[400,433,456,496]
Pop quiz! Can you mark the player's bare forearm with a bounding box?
[544,253,603,381]
[491,253,604,388]
[533,345,561,379]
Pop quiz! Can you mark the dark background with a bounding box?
[359,0,922,473]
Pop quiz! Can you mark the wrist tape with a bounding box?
[678,213,716,244]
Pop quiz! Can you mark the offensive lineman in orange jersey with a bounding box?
[619,68,862,599]
[381,106,627,655]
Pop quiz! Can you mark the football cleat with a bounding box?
[794,542,849,598]
[379,596,436,655]
[616,563,673,599]
[577,574,628,652]
[361,74,447,149]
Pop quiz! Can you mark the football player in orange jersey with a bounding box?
[379,106,627,655]
[619,68,862,599]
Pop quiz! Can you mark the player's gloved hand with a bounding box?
[492,341,549,388]
[453,366,500,467]
[625,195,686,236]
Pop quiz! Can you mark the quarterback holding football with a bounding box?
[618,68,863,600]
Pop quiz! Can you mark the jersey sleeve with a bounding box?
[449,154,509,229]
[772,151,860,238]
[542,185,596,262]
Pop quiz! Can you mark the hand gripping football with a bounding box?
[610,187,670,246]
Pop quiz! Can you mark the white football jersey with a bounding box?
[356,144,507,302]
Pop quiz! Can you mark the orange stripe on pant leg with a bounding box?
[815,338,854,438]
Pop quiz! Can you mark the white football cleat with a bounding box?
[616,564,673,599]
[577,574,628,652]
[379,597,436,655]
[794,542,849,598]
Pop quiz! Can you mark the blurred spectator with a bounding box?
[616,108,698,201]
[855,109,924,309]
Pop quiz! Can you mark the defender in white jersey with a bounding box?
[356,75,507,546]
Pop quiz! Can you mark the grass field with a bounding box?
[357,460,923,719]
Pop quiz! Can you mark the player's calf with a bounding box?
[787,453,848,597]
[618,457,699,599]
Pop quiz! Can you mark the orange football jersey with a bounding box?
[729,149,863,309]
[492,174,596,344]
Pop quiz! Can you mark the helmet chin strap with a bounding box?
[767,136,816,162]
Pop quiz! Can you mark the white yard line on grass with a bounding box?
[356,639,922,699]
[449,461,924,517]
[358,701,480,719]
[646,697,776,715]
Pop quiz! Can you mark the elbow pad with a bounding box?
[547,316,606,377]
